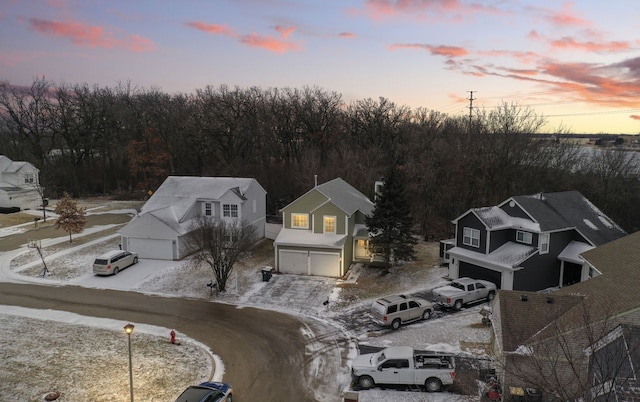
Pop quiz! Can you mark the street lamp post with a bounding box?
[124,323,135,402]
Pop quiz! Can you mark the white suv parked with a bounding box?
[370,295,433,330]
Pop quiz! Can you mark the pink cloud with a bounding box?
[478,50,539,64]
[274,25,295,38]
[186,21,235,36]
[240,34,300,53]
[187,20,301,54]
[547,2,590,27]
[630,115,640,121]
[338,32,356,38]
[361,0,504,21]
[27,18,154,52]
[389,43,468,57]
[550,37,629,53]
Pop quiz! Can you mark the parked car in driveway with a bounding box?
[175,381,233,402]
[370,294,434,330]
[432,277,497,310]
[92,250,138,276]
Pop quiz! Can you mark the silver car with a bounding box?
[370,295,433,330]
[93,250,138,275]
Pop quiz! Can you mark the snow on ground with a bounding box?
[0,206,489,401]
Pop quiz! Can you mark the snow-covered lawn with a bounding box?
[0,206,490,401]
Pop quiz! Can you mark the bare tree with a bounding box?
[54,192,86,243]
[496,297,640,401]
[185,217,258,293]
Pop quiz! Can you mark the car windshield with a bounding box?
[451,282,465,290]
[376,351,387,364]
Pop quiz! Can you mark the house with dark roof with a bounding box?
[273,177,374,278]
[490,231,640,401]
[0,155,41,211]
[446,191,626,291]
[120,176,266,260]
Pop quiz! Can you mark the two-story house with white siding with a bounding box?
[0,155,42,210]
[119,176,266,260]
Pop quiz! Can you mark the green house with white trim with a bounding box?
[274,177,374,277]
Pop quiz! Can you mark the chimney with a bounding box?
[314,175,318,187]
[520,295,528,302]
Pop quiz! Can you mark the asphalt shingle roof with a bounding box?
[314,178,374,216]
[512,191,626,246]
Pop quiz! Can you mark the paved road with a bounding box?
[0,213,347,401]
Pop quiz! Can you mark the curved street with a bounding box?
[0,213,349,401]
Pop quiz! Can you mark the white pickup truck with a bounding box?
[351,346,456,392]
[432,277,497,310]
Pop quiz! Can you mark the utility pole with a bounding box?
[467,91,475,133]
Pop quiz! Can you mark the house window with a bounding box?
[24,173,34,184]
[539,233,550,254]
[204,202,212,216]
[463,227,480,248]
[324,216,336,234]
[223,204,238,218]
[292,213,309,229]
[516,231,533,244]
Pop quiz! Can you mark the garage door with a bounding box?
[310,251,340,277]
[278,250,308,275]
[128,238,174,260]
[459,262,502,289]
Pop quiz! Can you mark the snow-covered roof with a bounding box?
[473,206,540,232]
[448,242,537,269]
[557,241,593,264]
[141,176,259,219]
[274,228,347,248]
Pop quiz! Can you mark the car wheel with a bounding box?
[453,300,463,310]
[133,257,138,264]
[226,394,232,402]
[113,267,119,275]
[422,309,431,320]
[487,291,495,301]
[391,319,401,330]
[425,377,442,392]
[358,375,375,390]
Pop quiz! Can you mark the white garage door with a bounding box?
[279,250,308,275]
[310,252,341,277]
[128,238,174,260]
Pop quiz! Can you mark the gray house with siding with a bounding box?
[120,176,266,260]
[447,191,626,291]
[274,177,374,278]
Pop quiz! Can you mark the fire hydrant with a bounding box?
[170,330,176,344]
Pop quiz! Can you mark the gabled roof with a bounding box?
[511,191,625,246]
[315,178,374,216]
[555,230,640,316]
[141,176,262,220]
[471,206,540,231]
[495,291,584,352]
[496,231,640,351]
[283,177,374,216]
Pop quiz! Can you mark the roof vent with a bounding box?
[520,295,528,302]
[546,296,554,304]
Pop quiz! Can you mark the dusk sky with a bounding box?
[2,0,640,134]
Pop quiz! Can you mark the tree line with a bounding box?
[1,77,639,236]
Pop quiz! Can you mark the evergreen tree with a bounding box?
[366,164,417,265]
[54,192,87,243]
